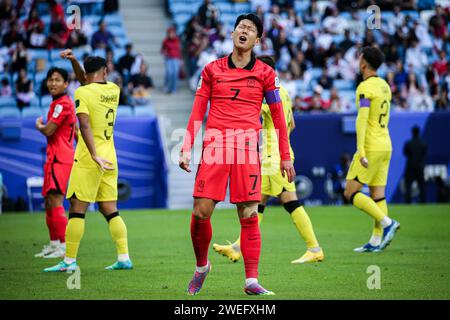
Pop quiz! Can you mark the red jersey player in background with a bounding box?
[179,13,295,296]
[34,67,76,259]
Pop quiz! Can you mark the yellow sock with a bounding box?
[234,213,263,247]
[291,206,319,248]
[373,198,388,236]
[353,192,386,222]
[65,216,85,259]
[108,216,129,255]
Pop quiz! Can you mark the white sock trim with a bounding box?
[118,253,130,262]
[245,278,258,287]
[196,262,209,273]
[64,257,76,264]
[380,216,392,228]
[50,240,60,247]
[369,235,381,246]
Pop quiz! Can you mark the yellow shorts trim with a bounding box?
[66,164,118,203]
[346,150,392,186]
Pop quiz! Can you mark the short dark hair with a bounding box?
[361,46,385,70]
[257,55,275,70]
[46,67,69,82]
[83,56,107,74]
[234,13,263,38]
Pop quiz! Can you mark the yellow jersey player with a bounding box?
[344,46,400,253]
[213,55,324,264]
[44,50,132,272]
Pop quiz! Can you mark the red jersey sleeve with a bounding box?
[48,100,70,126]
[263,67,291,161]
[181,65,211,153]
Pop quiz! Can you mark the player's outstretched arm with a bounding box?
[356,104,370,168]
[60,49,88,85]
[77,113,113,171]
[35,117,58,137]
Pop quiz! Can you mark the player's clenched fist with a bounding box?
[179,151,191,173]
[60,49,75,61]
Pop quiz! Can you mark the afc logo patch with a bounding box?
[197,76,203,90]
[52,104,63,118]
[274,76,280,88]
[247,79,256,87]
[197,180,205,192]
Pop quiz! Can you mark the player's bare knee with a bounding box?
[193,199,214,219]
[237,202,258,218]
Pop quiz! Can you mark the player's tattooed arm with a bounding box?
[77,113,113,171]
[35,117,58,137]
[356,105,370,168]
[60,49,88,86]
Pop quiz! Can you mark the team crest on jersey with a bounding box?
[52,104,63,118]
[275,76,280,88]
[247,79,256,87]
[197,76,203,90]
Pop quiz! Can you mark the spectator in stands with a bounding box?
[197,0,219,30]
[103,0,119,14]
[272,29,295,70]
[117,43,135,77]
[47,10,70,49]
[409,86,434,112]
[403,125,427,203]
[11,40,30,74]
[23,9,44,43]
[292,95,303,113]
[250,0,270,13]
[49,0,65,22]
[323,8,349,35]
[15,68,35,110]
[187,32,204,77]
[2,21,24,48]
[394,60,409,88]
[106,60,122,84]
[339,29,355,54]
[129,63,154,105]
[66,28,88,49]
[161,26,182,94]
[435,86,449,111]
[254,5,266,29]
[0,77,12,97]
[386,71,399,96]
[433,50,448,78]
[327,51,353,81]
[0,0,17,29]
[303,85,331,113]
[254,37,275,57]
[184,16,202,45]
[414,19,433,52]
[429,5,448,43]
[289,51,307,80]
[346,9,365,38]
[91,20,116,50]
[405,40,428,73]
[28,23,47,49]
[212,26,233,58]
[318,67,333,90]
[304,0,321,24]
[402,73,421,105]
[435,176,450,203]
[67,72,79,98]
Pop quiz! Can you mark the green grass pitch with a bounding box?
[0,204,449,300]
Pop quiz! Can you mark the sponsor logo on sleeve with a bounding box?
[275,76,280,88]
[197,77,203,90]
[53,104,63,118]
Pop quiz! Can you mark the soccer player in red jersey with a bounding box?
[34,67,76,259]
[179,14,295,296]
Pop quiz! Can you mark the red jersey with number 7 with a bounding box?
[182,54,291,161]
[46,93,76,164]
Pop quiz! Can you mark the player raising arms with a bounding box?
[213,55,324,264]
[179,14,295,296]
[34,67,76,259]
[44,50,132,272]
[344,46,400,252]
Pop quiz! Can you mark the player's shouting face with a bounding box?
[232,19,260,52]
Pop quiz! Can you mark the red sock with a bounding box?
[240,216,261,279]
[45,208,58,241]
[190,213,212,267]
[51,206,68,243]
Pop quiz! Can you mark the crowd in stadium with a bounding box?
[0,0,156,113]
[178,0,450,113]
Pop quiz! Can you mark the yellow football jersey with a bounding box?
[261,85,295,163]
[355,76,392,152]
[74,81,120,167]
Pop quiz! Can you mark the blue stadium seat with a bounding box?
[171,2,193,15]
[0,107,21,119]
[134,105,155,117]
[51,59,73,71]
[117,105,133,118]
[296,80,311,92]
[333,80,354,91]
[294,0,310,13]
[104,13,123,27]
[41,95,53,109]
[34,72,48,88]
[216,2,233,14]
[309,68,323,80]
[303,23,320,33]
[0,97,16,108]
[234,2,251,14]
[30,97,40,108]
[21,107,43,118]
